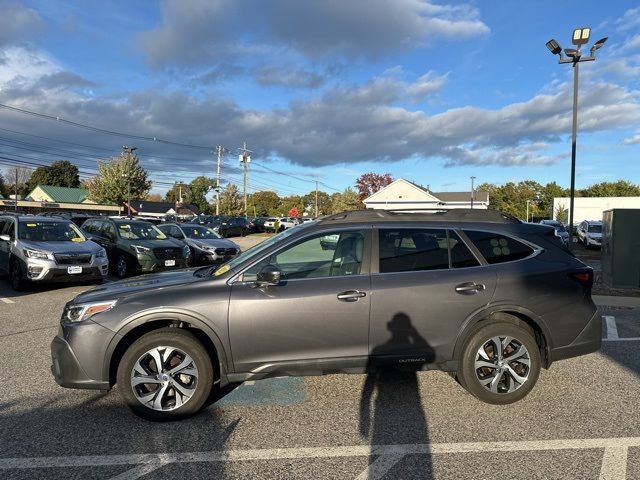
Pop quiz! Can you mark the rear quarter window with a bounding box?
[464,230,534,264]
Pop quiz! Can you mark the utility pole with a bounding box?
[238,142,252,218]
[215,145,223,215]
[315,180,319,217]
[122,145,137,217]
[14,168,18,212]
[470,176,476,209]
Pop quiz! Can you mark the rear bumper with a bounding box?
[549,310,602,363]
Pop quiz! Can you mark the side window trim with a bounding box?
[453,229,489,267]
[459,228,541,265]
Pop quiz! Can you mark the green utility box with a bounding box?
[601,209,640,288]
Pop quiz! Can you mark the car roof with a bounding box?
[316,209,521,226]
[2,215,71,223]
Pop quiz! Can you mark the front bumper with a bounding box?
[549,310,602,363]
[51,335,110,390]
[24,257,108,282]
[134,254,189,272]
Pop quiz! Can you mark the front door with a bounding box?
[229,229,372,373]
[369,227,497,365]
[0,219,12,273]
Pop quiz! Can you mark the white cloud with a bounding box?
[623,132,640,145]
[0,1,44,47]
[616,7,640,31]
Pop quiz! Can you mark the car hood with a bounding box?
[186,238,239,249]
[120,238,184,248]
[73,268,202,304]
[588,232,602,239]
[20,239,102,254]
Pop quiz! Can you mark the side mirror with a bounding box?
[256,265,281,287]
[0,234,10,242]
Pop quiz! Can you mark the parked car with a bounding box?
[264,217,297,232]
[81,217,190,278]
[320,233,339,250]
[576,220,602,248]
[250,217,268,232]
[539,219,569,246]
[212,217,253,237]
[157,223,240,265]
[51,208,599,420]
[0,214,108,290]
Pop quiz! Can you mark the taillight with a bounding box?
[568,270,593,287]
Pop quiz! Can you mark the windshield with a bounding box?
[588,224,602,233]
[117,222,167,240]
[212,222,313,276]
[18,221,86,242]
[181,225,221,239]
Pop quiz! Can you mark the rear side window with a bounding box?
[464,230,534,264]
[379,228,449,273]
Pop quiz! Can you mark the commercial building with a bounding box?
[553,196,640,223]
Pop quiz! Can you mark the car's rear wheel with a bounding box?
[117,328,214,421]
[457,321,540,405]
[9,258,24,291]
[116,255,128,278]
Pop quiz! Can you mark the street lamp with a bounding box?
[122,146,138,217]
[545,29,607,248]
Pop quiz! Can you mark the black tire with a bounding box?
[457,321,540,405]
[116,328,214,421]
[116,255,128,278]
[9,258,24,291]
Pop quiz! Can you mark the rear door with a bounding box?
[369,227,497,365]
[228,228,372,373]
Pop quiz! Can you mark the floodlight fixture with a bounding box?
[564,48,579,59]
[546,39,562,55]
[572,27,590,46]
[590,37,608,54]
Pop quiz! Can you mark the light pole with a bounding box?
[546,29,607,247]
[122,146,137,217]
[470,176,476,209]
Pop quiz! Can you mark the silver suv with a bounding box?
[51,209,599,421]
[0,214,108,290]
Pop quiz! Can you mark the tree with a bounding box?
[539,182,568,218]
[85,152,152,204]
[251,191,280,216]
[278,195,304,217]
[330,187,360,213]
[302,190,332,216]
[355,172,393,203]
[0,172,6,198]
[288,207,299,218]
[4,167,32,198]
[146,193,163,202]
[554,205,569,224]
[27,160,80,191]
[188,176,216,214]
[219,184,243,215]
[580,181,640,197]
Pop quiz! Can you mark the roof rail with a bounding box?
[321,208,521,224]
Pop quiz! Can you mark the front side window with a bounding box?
[379,228,449,273]
[18,221,85,242]
[242,230,366,281]
[464,230,534,264]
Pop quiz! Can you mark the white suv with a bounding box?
[264,217,298,233]
[576,220,602,248]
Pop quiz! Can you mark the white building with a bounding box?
[363,178,489,210]
[553,196,640,223]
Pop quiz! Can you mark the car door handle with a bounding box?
[455,282,485,295]
[337,290,367,302]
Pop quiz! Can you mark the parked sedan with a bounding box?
[157,223,240,265]
[539,220,569,246]
[213,217,253,237]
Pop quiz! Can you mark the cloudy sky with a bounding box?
[0,0,639,196]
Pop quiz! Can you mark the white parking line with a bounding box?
[0,436,637,479]
[0,298,14,304]
[602,337,640,342]
[604,315,619,340]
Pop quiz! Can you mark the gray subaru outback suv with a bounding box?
[51,209,600,420]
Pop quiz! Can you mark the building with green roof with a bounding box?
[26,185,93,204]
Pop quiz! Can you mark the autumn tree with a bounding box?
[27,160,80,191]
[302,190,332,216]
[146,193,163,202]
[331,187,360,213]
[278,195,304,216]
[219,184,243,215]
[355,172,393,203]
[85,151,152,204]
[580,180,640,197]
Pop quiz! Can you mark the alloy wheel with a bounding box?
[116,257,127,277]
[474,336,531,394]
[130,346,199,411]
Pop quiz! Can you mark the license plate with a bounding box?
[165,260,176,267]
[67,266,82,274]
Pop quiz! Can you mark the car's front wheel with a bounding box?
[115,255,128,278]
[457,321,541,405]
[117,328,214,421]
[9,258,24,291]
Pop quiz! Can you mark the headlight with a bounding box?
[131,245,150,254]
[23,249,49,259]
[195,242,214,251]
[96,248,107,258]
[62,300,117,323]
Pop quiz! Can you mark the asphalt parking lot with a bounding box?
[0,237,638,479]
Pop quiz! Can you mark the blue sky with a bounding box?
[0,0,639,197]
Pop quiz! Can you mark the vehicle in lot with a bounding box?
[264,217,297,232]
[250,217,268,232]
[539,219,569,246]
[212,217,253,237]
[576,220,602,248]
[51,209,599,420]
[320,233,339,250]
[81,217,190,278]
[157,223,240,265]
[0,214,108,290]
